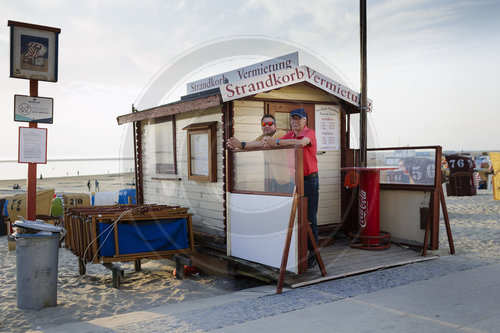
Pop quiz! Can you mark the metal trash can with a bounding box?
[14,220,64,310]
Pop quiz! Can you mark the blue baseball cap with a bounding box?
[290,108,307,118]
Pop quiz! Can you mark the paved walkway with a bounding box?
[43,255,500,333]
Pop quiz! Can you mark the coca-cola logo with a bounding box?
[359,188,368,228]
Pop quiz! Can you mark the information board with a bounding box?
[190,133,209,176]
[315,104,340,151]
[18,127,47,164]
[14,95,53,123]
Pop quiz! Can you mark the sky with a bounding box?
[1,0,499,162]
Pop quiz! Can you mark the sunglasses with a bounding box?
[261,121,275,126]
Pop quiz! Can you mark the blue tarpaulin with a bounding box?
[3,199,8,217]
[98,218,188,256]
[118,189,136,204]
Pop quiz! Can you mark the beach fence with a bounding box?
[63,205,194,288]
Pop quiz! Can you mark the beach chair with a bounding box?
[446,171,476,196]
[0,199,6,236]
[445,155,476,196]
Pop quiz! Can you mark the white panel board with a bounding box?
[93,191,120,206]
[228,193,297,273]
[380,190,430,244]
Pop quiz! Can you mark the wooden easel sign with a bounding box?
[276,188,327,294]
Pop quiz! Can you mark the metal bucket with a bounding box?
[16,233,60,310]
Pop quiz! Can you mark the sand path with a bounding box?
[0,185,498,332]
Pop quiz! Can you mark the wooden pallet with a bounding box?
[200,239,438,288]
[286,239,437,288]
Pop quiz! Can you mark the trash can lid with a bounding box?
[13,231,60,238]
[13,219,63,233]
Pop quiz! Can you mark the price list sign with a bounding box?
[315,105,340,151]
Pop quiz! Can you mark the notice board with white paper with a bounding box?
[18,127,47,164]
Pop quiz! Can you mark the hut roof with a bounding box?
[117,66,367,125]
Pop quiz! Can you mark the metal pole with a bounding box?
[27,79,38,220]
[359,0,368,167]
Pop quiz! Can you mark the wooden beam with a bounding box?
[8,20,61,33]
[421,191,433,257]
[117,94,222,125]
[440,188,455,254]
[277,188,298,294]
[306,221,327,277]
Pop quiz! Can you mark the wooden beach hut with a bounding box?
[117,60,452,286]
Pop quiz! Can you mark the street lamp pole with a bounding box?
[359,0,368,167]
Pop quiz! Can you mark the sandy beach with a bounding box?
[434,189,500,262]
[0,172,136,197]
[0,180,498,332]
[0,235,261,332]
[0,173,263,332]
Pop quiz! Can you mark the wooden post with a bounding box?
[421,192,433,257]
[276,188,298,294]
[298,196,308,274]
[306,222,327,277]
[422,186,455,256]
[295,147,308,274]
[27,79,39,220]
[91,216,99,263]
[113,221,120,256]
[277,188,327,294]
[440,189,455,254]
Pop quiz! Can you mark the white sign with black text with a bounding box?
[220,65,373,111]
[186,52,299,95]
[18,127,47,164]
[315,105,340,151]
[14,95,53,123]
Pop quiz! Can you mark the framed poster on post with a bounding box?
[8,20,61,82]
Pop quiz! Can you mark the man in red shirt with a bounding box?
[263,108,319,268]
[226,114,292,193]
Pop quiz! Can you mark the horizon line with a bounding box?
[0,157,134,163]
